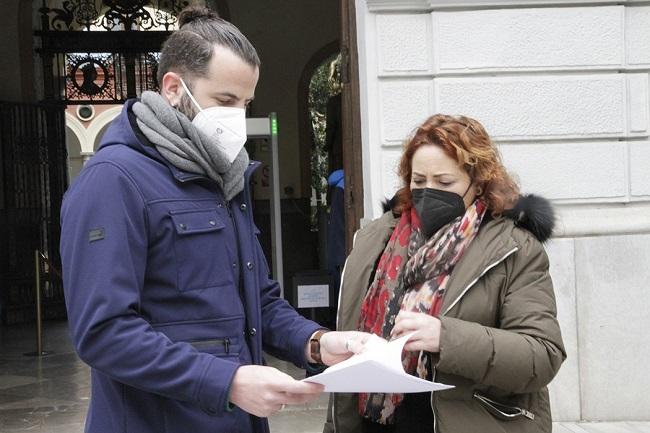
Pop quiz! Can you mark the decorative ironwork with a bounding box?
[58,52,160,104]
[39,0,189,31]
[66,54,114,99]
[139,52,161,92]
[36,1,183,103]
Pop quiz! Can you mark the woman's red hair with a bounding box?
[394,114,519,216]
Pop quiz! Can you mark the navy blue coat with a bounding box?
[60,101,322,433]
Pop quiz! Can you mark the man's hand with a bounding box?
[229,365,324,417]
[390,311,441,353]
[318,331,372,366]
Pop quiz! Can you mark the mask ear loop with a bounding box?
[179,77,203,113]
[461,182,473,198]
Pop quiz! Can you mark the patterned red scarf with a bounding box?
[357,200,487,424]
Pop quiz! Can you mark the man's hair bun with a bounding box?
[157,4,259,84]
[177,6,220,28]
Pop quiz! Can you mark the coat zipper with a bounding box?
[331,394,338,433]
[335,257,350,329]
[431,368,439,433]
[190,337,231,354]
[430,246,519,433]
[225,197,260,363]
[441,247,519,317]
[224,200,245,298]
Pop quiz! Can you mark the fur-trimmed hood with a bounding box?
[502,194,555,243]
[382,194,555,243]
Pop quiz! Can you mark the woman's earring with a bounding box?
[476,186,483,196]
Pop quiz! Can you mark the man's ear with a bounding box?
[161,72,183,107]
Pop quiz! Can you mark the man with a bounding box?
[60,7,366,433]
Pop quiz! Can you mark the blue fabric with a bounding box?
[326,170,346,267]
[326,170,346,311]
[60,100,322,433]
[327,169,344,190]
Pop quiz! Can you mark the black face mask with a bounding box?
[411,186,470,238]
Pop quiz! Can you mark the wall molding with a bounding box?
[365,203,650,237]
[366,0,646,12]
[555,203,650,237]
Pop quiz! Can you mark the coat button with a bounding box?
[209,220,216,226]
[179,223,187,230]
[240,203,247,211]
[246,262,254,270]
[249,328,257,336]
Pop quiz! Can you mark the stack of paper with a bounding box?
[303,333,454,393]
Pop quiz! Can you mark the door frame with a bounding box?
[340,0,365,253]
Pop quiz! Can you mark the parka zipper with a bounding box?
[431,368,439,433]
[430,246,519,433]
[441,247,519,317]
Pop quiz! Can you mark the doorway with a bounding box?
[228,0,363,327]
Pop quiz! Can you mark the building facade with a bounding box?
[356,0,650,423]
[1,0,648,424]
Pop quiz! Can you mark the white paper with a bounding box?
[303,333,454,393]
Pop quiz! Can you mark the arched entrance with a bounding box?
[297,43,341,271]
[88,106,122,151]
[298,40,341,201]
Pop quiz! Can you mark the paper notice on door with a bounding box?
[303,333,454,393]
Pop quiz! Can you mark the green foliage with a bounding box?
[308,53,340,207]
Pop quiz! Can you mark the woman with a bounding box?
[324,114,565,433]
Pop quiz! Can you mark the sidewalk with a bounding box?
[1,321,648,433]
[553,423,650,433]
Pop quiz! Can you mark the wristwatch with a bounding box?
[309,329,329,364]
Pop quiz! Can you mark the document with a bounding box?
[303,333,454,393]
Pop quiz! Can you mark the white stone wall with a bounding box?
[357,0,650,422]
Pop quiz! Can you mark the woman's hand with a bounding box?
[391,311,442,353]
[318,331,372,366]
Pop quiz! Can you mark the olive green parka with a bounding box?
[324,195,566,433]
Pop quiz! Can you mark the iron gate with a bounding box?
[36,1,231,104]
[0,102,68,324]
[4,1,225,324]
[36,0,193,104]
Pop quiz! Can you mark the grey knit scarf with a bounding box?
[132,91,249,201]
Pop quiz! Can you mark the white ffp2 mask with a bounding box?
[179,78,247,164]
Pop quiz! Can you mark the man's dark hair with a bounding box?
[157,6,260,85]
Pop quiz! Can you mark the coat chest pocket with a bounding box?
[170,209,233,292]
